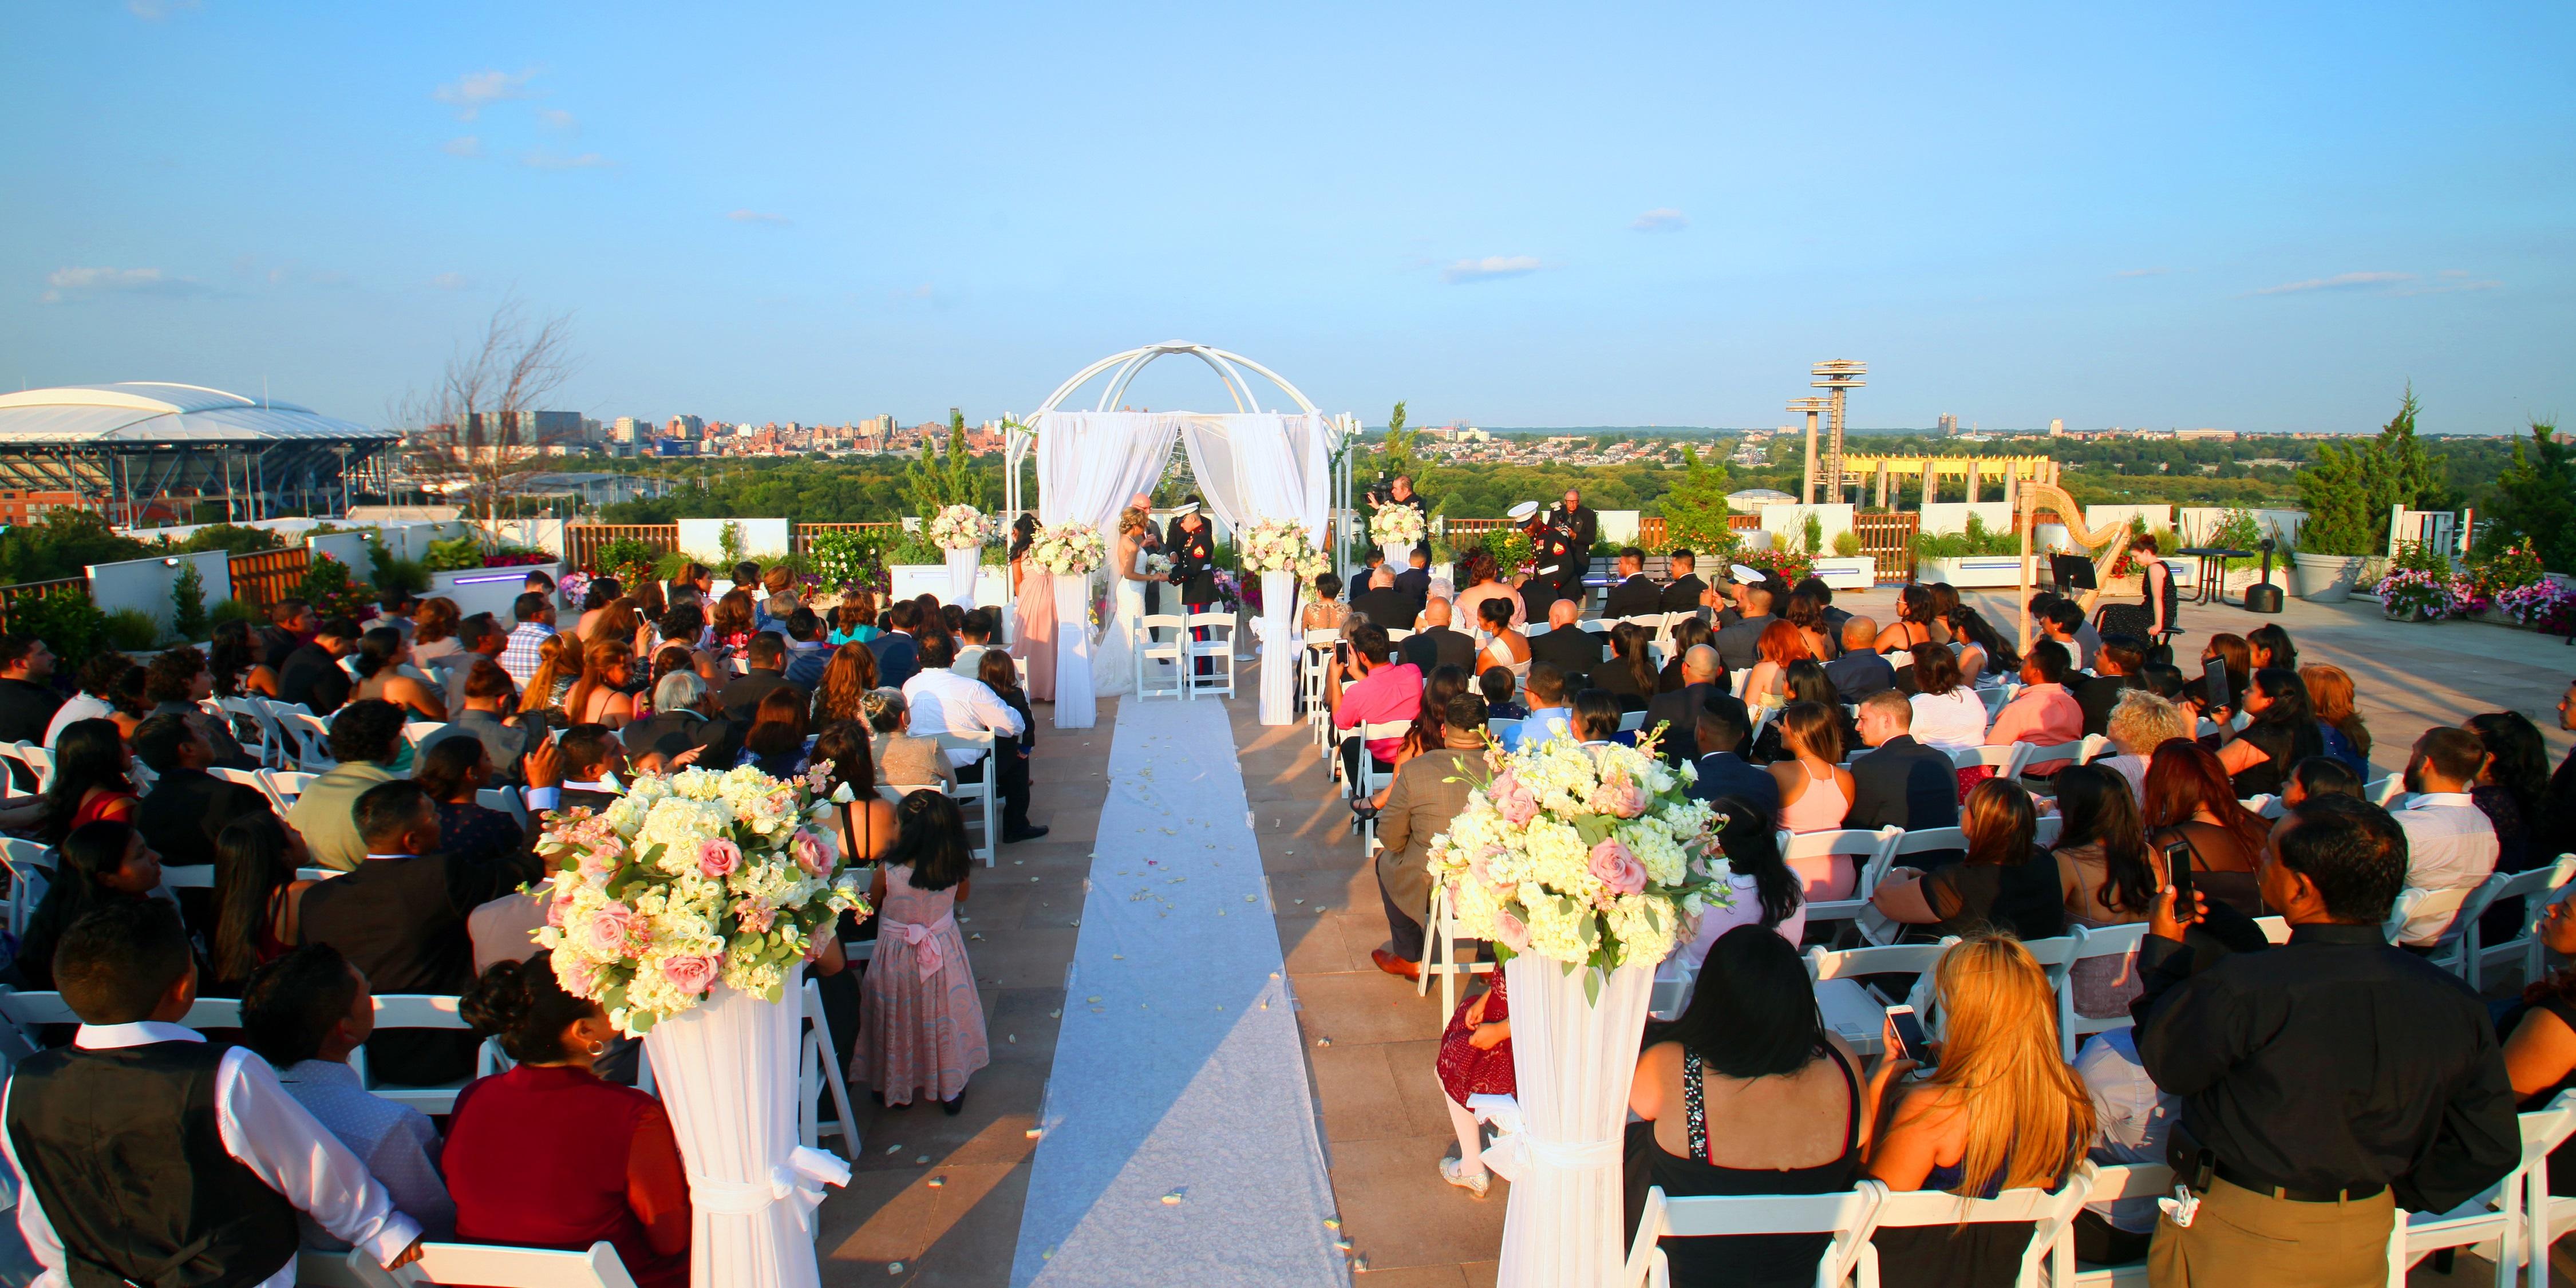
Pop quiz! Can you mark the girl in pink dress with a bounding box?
[851,791,988,1113]
[1009,515,1056,703]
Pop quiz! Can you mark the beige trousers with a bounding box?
[2148,1176,2393,1288]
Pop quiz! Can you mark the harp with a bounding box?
[2016,483,2135,655]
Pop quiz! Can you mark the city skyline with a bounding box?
[4,3,2570,436]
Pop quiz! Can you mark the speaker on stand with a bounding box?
[2243,538,2284,614]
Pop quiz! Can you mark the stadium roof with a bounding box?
[0,383,396,447]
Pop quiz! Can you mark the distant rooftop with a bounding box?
[0,382,394,445]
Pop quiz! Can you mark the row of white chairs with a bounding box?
[1133,613,1238,702]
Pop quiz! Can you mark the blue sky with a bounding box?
[3,2,2569,434]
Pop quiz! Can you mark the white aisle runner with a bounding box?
[1009,697,1344,1287]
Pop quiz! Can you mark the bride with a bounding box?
[1090,506,1156,696]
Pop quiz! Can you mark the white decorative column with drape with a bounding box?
[943,547,979,609]
[1257,571,1296,724]
[1051,571,1095,728]
[644,975,852,1288]
[1174,412,1332,726]
[1480,958,1655,1287]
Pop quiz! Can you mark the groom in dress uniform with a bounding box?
[1165,499,1220,678]
[1128,491,1164,617]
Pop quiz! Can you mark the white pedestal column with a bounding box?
[1052,571,1096,729]
[1492,957,1654,1288]
[943,547,980,609]
[1257,570,1295,725]
[1382,540,1415,571]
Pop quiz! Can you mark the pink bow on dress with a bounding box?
[883,914,955,981]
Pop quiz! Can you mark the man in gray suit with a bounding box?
[1712,583,1778,673]
[1370,693,1490,979]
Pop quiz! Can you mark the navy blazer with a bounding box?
[867,630,920,690]
[1688,751,1781,816]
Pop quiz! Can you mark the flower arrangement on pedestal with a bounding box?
[533,764,872,1035]
[927,504,992,551]
[1240,518,1331,579]
[558,570,592,610]
[1424,731,1728,1000]
[1369,503,1427,547]
[1029,521,1107,575]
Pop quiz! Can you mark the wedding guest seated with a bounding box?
[1629,924,1872,1283]
[297,780,541,1087]
[416,737,523,870]
[1331,622,1424,775]
[1750,660,1854,764]
[1370,693,1489,981]
[2071,1025,2178,1266]
[1871,585,1937,655]
[10,820,167,991]
[206,813,317,997]
[2096,690,2192,803]
[716,632,798,724]
[2075,634,2148,737]
[1678,801,1807,963]
[2305,663,2374,776]
[557,638,633,730]
[624,669,732,767]
[1507,662,1577,752]
[1768,701,1855,858]
[1403,598,1477,674]
[1473,597,1531,678]
[2390,727,2500,946]
[1602,547,1660,618]
[945,609,995,682]
[867,600,923,689]
[829,591,880,645]
[1656,618,1714,692]
[865,689,953,789]
[736,687,812,779]
[1686,698,1775,812]
[1478,666,1526,722]
[1945,605,2020,684]
[811,639,880,726]
[449,953,689,1288]
[350,629,450,724]
[1903,645,1988,753]
[144,646,257,768]
[240,945,456,1248]
[0,900,426,1287]
[1824,616,1893,701]
[852,792,988,1115]
[1871,780,2066,942]
[2041,599,2092,671]
[1301,572,1348,631]
[1568,689,1623,746]
[1783,583,1840,662]
[1865,934,2095,1282]
[1365,666,1470,809]
[2282,754,2363,805]
[2049,764,2156,1017]
[2500,898,2576,1196]
[2214,667,2327,797]
[2542,681,2576,862]
[1714,583,1779,672]
[36,718,141,841]
[2466,710,2548,878]
[1434,967,1514,1199]
[1526,598,1604,688]
[1350,566,1415,632]
[1846,692,1962,854]
[286,699,409,872]
[1396,547,1435,619]
[1988,640,2084,777]
[277,618,361,717]
[131,712,271,871]
[1660,549,1709,614]
[1593,622,1658,712]
[2142,741,2272,915]
[907,631,1042,841]
[422,660,545,787]
[1646,645,1722,761]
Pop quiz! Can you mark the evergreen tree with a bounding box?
[169,562,208,642]
[1365,401,1435,510]
[901,410,987,517]
[2375,384,2445,511]
[2491,420,2575,573]
[1657,445,1736,555]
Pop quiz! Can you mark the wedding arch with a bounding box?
[1001,342,1358,728]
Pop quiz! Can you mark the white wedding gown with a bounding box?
[1091,547,1149,697]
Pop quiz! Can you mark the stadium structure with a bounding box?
[0,383,401,526]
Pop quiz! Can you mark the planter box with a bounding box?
[430,561,563,621]
[1812,556,1876,591]
[1915,555,2027,588]
[2288,553,2365,603]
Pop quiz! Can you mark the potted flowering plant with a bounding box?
[2497,581,2576,634]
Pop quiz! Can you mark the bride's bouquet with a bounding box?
[1424,731,1728,999]
[926,504,991,551]
[1239,517,1330,578]
[1369,502,1427,546]
[1146,553,1175,578]
[1029,521,1107,575]
[532,765,871,1035]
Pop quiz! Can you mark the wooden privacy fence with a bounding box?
[1850,511,1921,584]
[226,548,311,610]
[564,524,680,574]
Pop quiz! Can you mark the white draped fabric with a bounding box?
[1172,412,1333,547]
[642,976,852,1288]
[1032,411,1186,537]
[1052,572,1097,728]
[943,547,980,609]
[1257,571,1297,725]
[1488,957,1654,1287]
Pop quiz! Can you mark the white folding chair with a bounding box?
[2061,1162,2171,1287]
[1487,718,1523,747]
[2056,922,2150,1060]
[2017,740,2091,789]
[2388,882,2487,955]
[1746,704,1776,748]
[2254,914,2292,944]
[1301,630,1338,755]
[0,837,53,937]
[276,708,338,771]
[2516,1089,2576,1288]
[1806,938,1957,1056]
[1951,742,2034,784]
[475,786,532,829]
[2368,775,2408,807]
[160,864,215,890]
[2389,1166,2519,1287]
[1136,614,1190,701]
[1618,709,1647,734]
[2032,814,2064,847]
[1186,611,1236,698]
[0,741,37,803]
[219,696,284,768]
[1383,627,1415,643]
[349,994,476,1115]
[1856,1166,2095,1288]
[401,721,450,750]
[2416,868,2520,979]
[2382,887,2432,945]
[800,978,859,1160]
[1786,827,1902,929]
[14,744,54,795]
[1349,718,1412,847]
[1858,825,1973,946]
[935,730,999,867]
[1626,1185,1880,1288]
[1417,882,1498,1017]
[2470,856,2576,992]
[2238,793,2283,820]
[344,1239,637,1288]
[264,769,318,812]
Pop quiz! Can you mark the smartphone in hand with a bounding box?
[2164,840,2196,908]
[1885,1005,1933,1069]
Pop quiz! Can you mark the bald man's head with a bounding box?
[1422,597,1452,627]
[1371,566,1396,589]
[1842,615,1878,648]
[1547,598,1581,628]
[1682,644,1718,683]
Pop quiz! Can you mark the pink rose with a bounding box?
[577,846,619,878]
[1592,777,1648,819]
[697,839,743,879]
[546,890,575,927]
[658,953,721,995]
[1490,774,1539,827]
[555,954,599,997]
[580,903,643,955]
[1492,907,1532,954]
[791,829,831,877]
[1589,839,1647,896]
[737,898,777,935]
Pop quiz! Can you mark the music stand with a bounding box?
[2048,554,2096,595]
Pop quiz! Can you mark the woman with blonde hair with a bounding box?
[562,639,635,729]
[1865,933,2096,1285]
[812,642,881,726]
[2096,689,2191,803]
[583,597,642,651]
[518,632,583,725]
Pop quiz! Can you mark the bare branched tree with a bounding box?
[390,296,582,540]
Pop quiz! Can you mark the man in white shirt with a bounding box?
[42,653,126,748]
[0,900,425,1287]
[903,632,1045,842]
[2391,727,2500,946]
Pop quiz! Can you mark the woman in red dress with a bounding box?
[1433,973,1513,1199]
[449,953,691,1288]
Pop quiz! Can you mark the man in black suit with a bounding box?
[1524,599,1604,689]
[1686,698,1777,813]
[1822,615,1895,701]
[1711,584,1777,673]
[1645,645,1728,762]
[1846,692,1962,863]
[718,632,800,723]
[0,634,60,792]
[1542,488,1598,607]
[1401,598,1477,675]
[2075,634,2148,737]
[258,598,315,671]
[867,600,922,689]
[276,617,358,715]
[131,714,270,871]
[1660,550,1710,615]
[1601,547,1661,618]
[1392,547,1433,621]
[1350,567,1417,632]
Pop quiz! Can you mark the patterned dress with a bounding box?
[851,870,988,1105]
[1435,974,1514,1105]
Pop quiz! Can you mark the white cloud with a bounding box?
[441,136,483,158]
[539,108,578,133]
[433,69,540,122]
[2115,266,2169,278]
[1443,255,1543,283]
[2252,271,2412,296]
[39,266,204,304]
[127,0,200,19]
[727,210,792,226]
[520,150,613,171]
[2398,276,2503,297]
[1631,208,1687,232]
[428,272,472,291]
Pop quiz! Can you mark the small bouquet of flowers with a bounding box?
[1369,502,1427,546]
[1423,729,1728,1000]
[1146,553,1175,578]
[1029,521,1107,575]
[1211,569,1243,610]
[1239,517,1330,578]
[532,764,872,1035]
[557,570,593,611]
[927,504,991,551]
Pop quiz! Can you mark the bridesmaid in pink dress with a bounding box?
[1009,514,1056,702]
